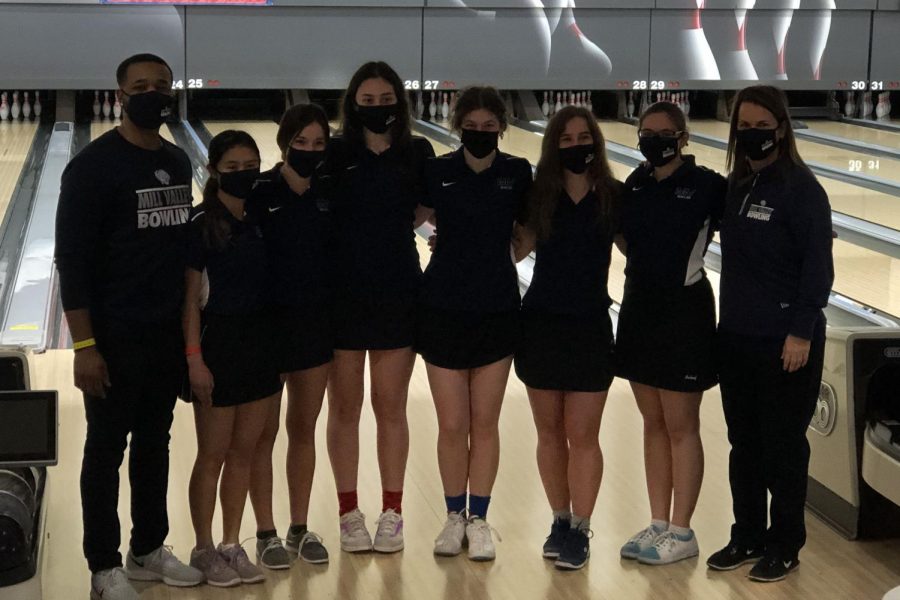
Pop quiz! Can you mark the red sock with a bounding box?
[382,489,403,514]
[338,490,358,516]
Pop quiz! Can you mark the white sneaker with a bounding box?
[373,509,404,553]
[90,567,139,600]
[466,517,499,562]
[637,529,699,565]
[340,508,374,553]
[620,524,666,559]
[434,512,467,557]
[126,545,204,587]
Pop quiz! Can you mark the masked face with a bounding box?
[638,135,680,168]
[287,148,325,178]
[121,90,174,130]
[217,167,261,199]
[558,143,595,174]
[460,128,500,159]
[356,104,398,134]
[736,127,779,161]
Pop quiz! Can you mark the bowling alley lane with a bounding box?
[0,121,39,223]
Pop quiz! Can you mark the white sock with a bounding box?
[669,524,692,539]
[651,519,669,532]
[571,515,590,532]
[553,509,572,523]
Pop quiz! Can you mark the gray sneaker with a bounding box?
[286,529,329,564]
[126,545,203,587]
[218,543,265,584]
[256,535,291,570]
[189,546,240,588]
[90,567,139,600]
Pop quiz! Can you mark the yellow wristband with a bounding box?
[73,337,96,351]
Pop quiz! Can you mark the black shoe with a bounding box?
[706,541,765,571]
[555,527,590,571]
[542,518,571,559]
[748,554,799,582]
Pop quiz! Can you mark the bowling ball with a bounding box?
[0,515,27,571]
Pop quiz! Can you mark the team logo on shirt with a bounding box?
[746,201,773,222]
[496,177,515,191]
[136,184,192,229]
[154,169,171,186]
[675,187,696,200]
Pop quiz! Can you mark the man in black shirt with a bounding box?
[55,54,202,600]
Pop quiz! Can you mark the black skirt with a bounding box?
[515,309,615,393]
[614,277,717,393]
[416,304,519,370]
[199,311,283,407]
[272,302,334,374]
[332,294,417,351]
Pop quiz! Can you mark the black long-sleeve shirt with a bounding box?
[719,162,834,340]
[55,129,193,324]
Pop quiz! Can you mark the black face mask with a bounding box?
[122,90,174,130]
[218,167,260,200]
[736,128,779,161]
[287,148,325,178]
[356,104,398,134]
[559,144,595,174]
[460,129,500,159]
[638,136,680,168]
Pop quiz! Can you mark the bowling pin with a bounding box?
[806,0,836,81]
[674,1,721,80]
[11,92,20,120]
[843,91,855,118]
[555,92,562,114]
[626,91,635,118]
[722,0,758,80]
[33,92,41,118]
[772,1,801,80]
[429,91,437,120]
[441,92,449,121]
[113,93,122,120]
[93,91,101,119]
[102,91,111,119]
[22,92,30,120]
[585,91,593,113]
[542,91,550,117]
[875,93,886,120]
[0,93,8,120]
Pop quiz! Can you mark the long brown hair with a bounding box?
[726,85,808,183]
[200,130,260,250]
[527,106,619,241]
[339,61,412,152]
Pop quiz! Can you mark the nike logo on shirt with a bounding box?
[442,181,456,187]
[268,206,282,213]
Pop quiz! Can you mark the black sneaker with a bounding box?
[706,541,765,571]
[748,554,799,582]
[555,528,590,571]
[542,518,571,559]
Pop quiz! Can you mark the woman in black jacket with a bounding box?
[708,85,834,583]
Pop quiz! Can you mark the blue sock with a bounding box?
[445,493,466,515]
[469,495,491,520]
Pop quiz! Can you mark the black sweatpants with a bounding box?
[81,319,183,573]
[718,321,826,559]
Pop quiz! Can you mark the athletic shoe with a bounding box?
[542,518,571,559]
[434,512,467,557]
[555,527,590,571]
[189,546,241,588]
[620,523,666,559]
[218,543,265,584]
[286,529,329,564]
[90,567,139,600]
[706,541,765,571]
[340,508,374,553]
[256,535,291,570]
[466,517,499,562]
[748,554,800,582]
[637,530,700,565]
[373,509,405,553]
[126,545,203,587]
